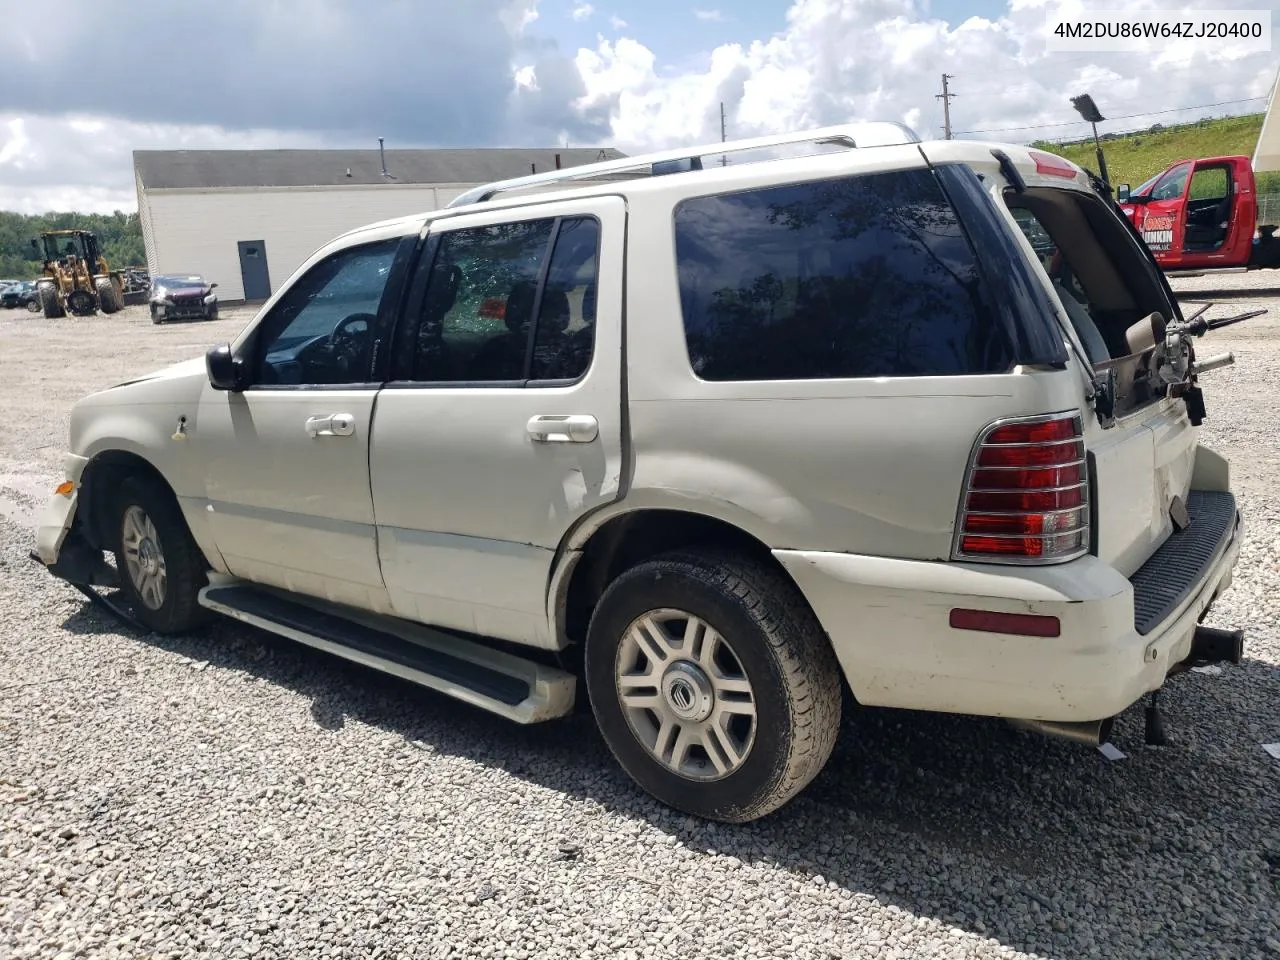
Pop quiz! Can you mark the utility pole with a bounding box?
[937,74,956,140]
[720,101,728,166]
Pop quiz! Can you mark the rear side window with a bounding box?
[673,168,1013,381]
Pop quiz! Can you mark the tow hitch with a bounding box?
[1146,625,1246,746]
[1186,625,1245,666]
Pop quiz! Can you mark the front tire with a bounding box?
[96,277,123,314]
[38,282,65,319]
[110,475,211,634]
[584,550,842,823]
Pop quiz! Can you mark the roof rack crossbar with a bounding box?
[446,121,920,208]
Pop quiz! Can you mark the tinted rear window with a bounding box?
[674,168,1014,381]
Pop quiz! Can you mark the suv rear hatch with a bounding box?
[923,141,1199,578]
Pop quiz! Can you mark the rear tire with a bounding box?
[38,282,64,319]
[110,475,211,634]
[584,549,842,823]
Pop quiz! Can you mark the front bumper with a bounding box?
[34,454,90,566]
[153,298,215,320]
[34,456,121,588]
[775,490,1243,724]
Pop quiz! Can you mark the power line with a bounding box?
[955,95,1267,136]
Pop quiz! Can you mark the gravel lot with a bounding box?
[2,290,1279,960]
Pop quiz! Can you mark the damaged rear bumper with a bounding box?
[774,491,1243,725]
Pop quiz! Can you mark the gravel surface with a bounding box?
[2,297,1279,960]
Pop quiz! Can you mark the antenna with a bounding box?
[937,75,956,140]
[378,137,388,177]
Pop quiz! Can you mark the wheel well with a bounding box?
[78,451,178,550]
[561,510,791,653]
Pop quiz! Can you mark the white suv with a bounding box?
[34,124,1245,823]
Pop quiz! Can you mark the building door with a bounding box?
[237,240,272,300]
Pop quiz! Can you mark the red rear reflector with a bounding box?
[1029,150,1077,180]
[949,608,1061,638]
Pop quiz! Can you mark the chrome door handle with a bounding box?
[305,413,355,438]
[526,414,599,443]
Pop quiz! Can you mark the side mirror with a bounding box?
[26,239,43,261]
[208,282,218,290]
[206,343,246,392]
[1115,183,1130,203]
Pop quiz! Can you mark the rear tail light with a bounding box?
[953,413,1089,563]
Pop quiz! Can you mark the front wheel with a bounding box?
[110,475,211,634]
[96,277,123,314]
[584,550,842,823]
[38,282,65,319]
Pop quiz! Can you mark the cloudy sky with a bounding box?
[0,0,1275,213]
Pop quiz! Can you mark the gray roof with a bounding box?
[134,146,628,190]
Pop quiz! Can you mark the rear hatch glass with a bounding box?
[1003,182,1197,576]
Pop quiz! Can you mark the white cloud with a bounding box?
[576,0,1275,158]
[1,0,1275,214]
[694,8,727,21]
[610,14,627,30]
[0,118,31,169]
[514,65,538,90]
[571,2,594,21]
[0,113,325,214]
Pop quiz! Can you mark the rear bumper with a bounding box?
[775,492,1243,723]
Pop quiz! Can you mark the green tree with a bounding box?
[0,210,144,280]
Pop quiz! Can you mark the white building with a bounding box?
[133,146,624,302]
[1254,64,1280,175]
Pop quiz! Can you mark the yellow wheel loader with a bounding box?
[28,230,125,318]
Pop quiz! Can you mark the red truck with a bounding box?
[1116,155,1279,275]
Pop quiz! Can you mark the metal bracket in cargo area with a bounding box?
[1090,368,1117,428]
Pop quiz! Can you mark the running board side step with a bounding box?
[198,584,575,723]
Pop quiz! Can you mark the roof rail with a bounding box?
[446,121,921,208]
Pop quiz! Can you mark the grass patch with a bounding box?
[1033,113,1280,195]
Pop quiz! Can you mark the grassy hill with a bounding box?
[1034,113,1280,195]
